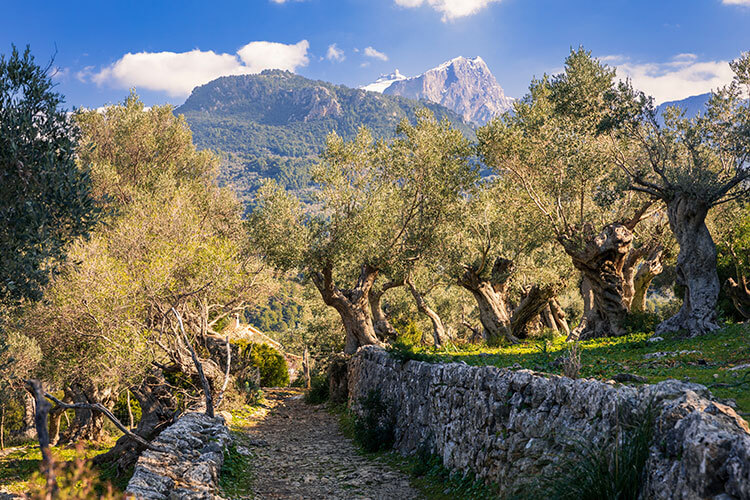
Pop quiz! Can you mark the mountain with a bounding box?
[657,93,711,119]
[363,56,514,125]
[360,70,407,93]
[175,70,474,206]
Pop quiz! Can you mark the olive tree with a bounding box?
[479,49,665,340]
[0,46,99,309]
[444,178,571,344]
[250,111,476,353]
[607,52,750,335]
[20,95,274,463]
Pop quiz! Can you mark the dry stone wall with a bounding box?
[125,412,230,499]
[348,346,750,499]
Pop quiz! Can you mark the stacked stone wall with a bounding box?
[348,346,750,499]
[125,413,230,499]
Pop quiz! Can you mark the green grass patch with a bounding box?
[0,439,115,495]
[219,435,254,499]
[395,324,750,414]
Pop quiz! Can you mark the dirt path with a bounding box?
[233,388,422,500]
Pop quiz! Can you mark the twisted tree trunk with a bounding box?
[369,280,403,341]
[510,284,557,339]
[61,384,114,443]
[657,198,720,335]
[93,370,178,473]
[630,248,664,312]
[561,223,633,339]
[312,263,382,354]
[405,277,446,347]
[458,257,518,345]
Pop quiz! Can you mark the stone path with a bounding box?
[233,388,422,500]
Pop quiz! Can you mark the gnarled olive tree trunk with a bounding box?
[312,263,383,354]
[561,223,633,340]
[405,277,447,347]
[369,280,403,341]
[510,284,558,339]
[458,257,518,345]
[93,370,178,473]
[61,384,115,443]
[630,248,664,313]
[657,198,720,335]
[535,298,570,337]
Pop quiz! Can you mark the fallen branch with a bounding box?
[172,308,214,418]
[42,392,168,453]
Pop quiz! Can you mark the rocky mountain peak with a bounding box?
[364,56,514,125]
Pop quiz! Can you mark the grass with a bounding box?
[0,437,116,496]
[218,438,254,499]
[394,323,750,414]
[218,396,267,498]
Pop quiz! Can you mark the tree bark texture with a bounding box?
[561,223,633,340]
[93,370,178,473]
[630,248,664,312]
[312,263,383,354]
[369,280,402,341]
[458,257,519,345]
[61,384,114,443]
[657,198,720,335]
[406,277,447,347]
[510,284,557,339]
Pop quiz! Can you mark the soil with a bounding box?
[233,388,422,500]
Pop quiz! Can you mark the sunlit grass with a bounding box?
[0,438,115,495]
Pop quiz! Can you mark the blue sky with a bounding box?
[3,0,749,109]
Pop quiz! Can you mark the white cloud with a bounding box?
[92,40,309,97]
[723,0,750,5]
[326,43,345,62]
[364,46,388,61]
[613,54,734,104]
[394,0,503,21]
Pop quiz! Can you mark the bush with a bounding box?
[353,389,394,453]
[304,374,329,404]
[244,343,289,387]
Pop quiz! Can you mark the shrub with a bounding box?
[304,374,329,404]
[353,389,394,452]
[244,343,289,387]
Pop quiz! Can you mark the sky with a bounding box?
[3,0,750,109]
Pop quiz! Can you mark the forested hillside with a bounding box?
[175,70,474,204]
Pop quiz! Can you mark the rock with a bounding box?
[729,363,750,371]
[348,346,750,500]
[125,412,231,499]
[648,336,665,342]
[613,373,648,383]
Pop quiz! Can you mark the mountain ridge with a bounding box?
[175,70,474,206]
[363,56,514,125]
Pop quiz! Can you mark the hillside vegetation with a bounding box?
[176,70,474,203]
